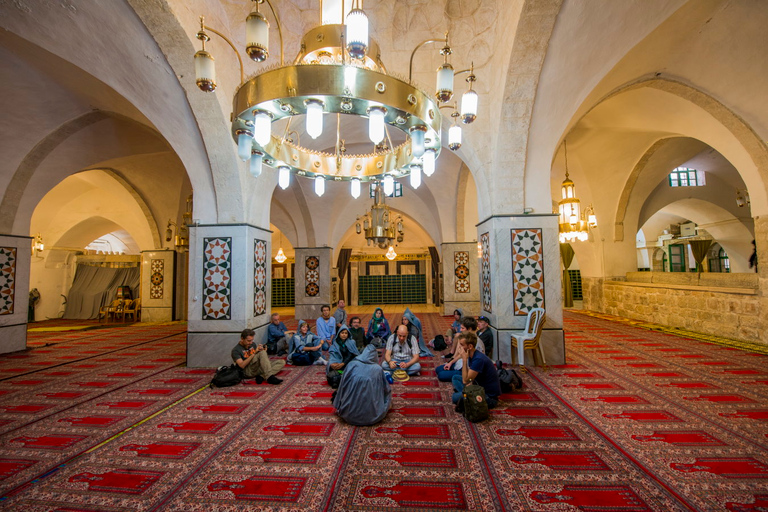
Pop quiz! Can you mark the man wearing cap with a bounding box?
[381,325,421,376]
[477,316,494,360]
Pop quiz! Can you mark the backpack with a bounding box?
[432,334,447,351]
[291,350,313,366]
[211,364,242,388]
[461,382,490,423]
[497,360,523,393]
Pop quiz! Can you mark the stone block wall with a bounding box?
[583,276,764,345]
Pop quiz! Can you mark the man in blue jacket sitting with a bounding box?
[265,313,293,355]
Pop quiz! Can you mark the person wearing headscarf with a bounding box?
[327,325,361,388]
[287,320,325,366]
[333,344,391,426]
[402,308,432,357]
[366,307,391,342]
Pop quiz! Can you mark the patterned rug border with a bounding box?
[571,309,768,355]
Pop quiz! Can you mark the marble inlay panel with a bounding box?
[480,233,491,312]
[202,237,232,320]
[305,256,320,297]
[511,228,545,315]
[0,247,16,315]
[150,259,164,299]
[254,239,267,316]
[454,251,470,293]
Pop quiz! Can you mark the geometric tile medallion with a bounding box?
[0,247,16,316]
[150,259,164,299]
[305,256,320,297]
[480,233,491,312]
[454,251,470,293]
[511,228,545,315]
[202,237,232,320]
[254,239,267,316]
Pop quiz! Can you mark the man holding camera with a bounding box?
[232,328,285,385]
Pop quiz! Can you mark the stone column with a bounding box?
[476,214,565,365]
[187,224,272,367]
[441,242,480,316]
[294,247,332,320]
[0,234,30,354]
[754,215,768,345]
[140,249,176,322]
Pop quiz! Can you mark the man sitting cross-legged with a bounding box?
[232,328,285,385]
[451,331,501,409]
[436,316,485,382]
[381,325,421,376]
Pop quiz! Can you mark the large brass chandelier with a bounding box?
[193,0,479,197]
[356,183,403,249]
[558,141,597,243]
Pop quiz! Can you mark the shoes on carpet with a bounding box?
[267,375,283,385]
[255,376,264,384]
[314,356,328,366]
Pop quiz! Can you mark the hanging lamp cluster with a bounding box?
[356,183,404,249]
[557,141,597,243]
[193,0,479,197]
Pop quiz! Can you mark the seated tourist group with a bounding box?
[231,304,501,425]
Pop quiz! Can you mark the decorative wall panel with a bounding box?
[150,259,164,299]
[202,237,231,320]
[253,239,267,316]
[305,256,320,297]
[454,251,470,293]
[0,247,16,315]
[511,228,545,315]
[480,233,491,312]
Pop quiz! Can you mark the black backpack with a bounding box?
[497,360,523,393]
[460,382,490,423]
[432,335,447,351]
[211,364,242,387]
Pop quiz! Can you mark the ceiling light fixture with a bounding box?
[557,140,597,243]
[193,0,479,197]
[356,183,404,249]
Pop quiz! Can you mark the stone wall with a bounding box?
[582,274,764,345]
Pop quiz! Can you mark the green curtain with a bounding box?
[560,243,575,308]
[689,240,713,273]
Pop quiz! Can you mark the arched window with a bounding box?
[719,247,730,273]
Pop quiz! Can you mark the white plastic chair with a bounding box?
[511,308,547,372]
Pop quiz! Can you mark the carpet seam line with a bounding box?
[0,379,207,501]
[0,330,186,382]
[147,364,312,511]
[467,420,509,511]
[321,423,358,512]
[568,317,768,452]
[528,369,698,512]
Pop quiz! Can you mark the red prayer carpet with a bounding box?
[0,311,765,510]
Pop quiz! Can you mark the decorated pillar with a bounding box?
[0,235,30,353]
[294,247,333,320]
[140,249,176,322]
[187,224,272,367]
[441,242,481,316]
[477,214,565,365]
